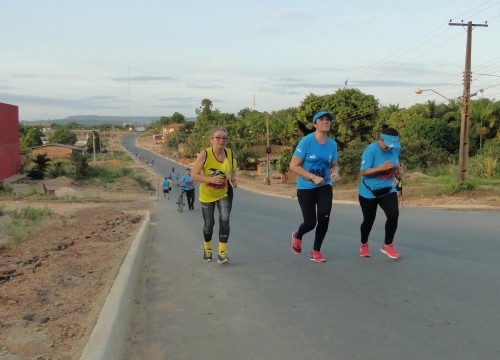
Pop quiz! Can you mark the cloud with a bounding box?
[8,73,39,79]
[353,79,424,87]
[185,82,226,90]
[111,75,177,82]
[0,92,123,109]
[339,13,382,26]
[250,9,312,36]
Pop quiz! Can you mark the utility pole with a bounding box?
[265,113,271,185]
[449,21,487,181]
[92,130,96,165]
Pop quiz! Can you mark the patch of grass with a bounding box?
[130,172,155,191]
[9,206,53,222]
[0,206,56,244]
[94,150,131,162]
[79,164,154,192]
[0,181,14,195]
[26,188,44,196]
[446,179,479,195]
[85,165,133,182]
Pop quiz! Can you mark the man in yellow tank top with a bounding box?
[192,126,237,264]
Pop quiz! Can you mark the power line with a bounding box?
[343,1,498,110]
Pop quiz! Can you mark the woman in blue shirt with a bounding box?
[358,125,403,259]
[289,110,341,263]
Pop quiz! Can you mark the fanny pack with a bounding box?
[363,179,393,198]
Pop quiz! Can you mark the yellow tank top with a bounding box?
[199,147,235,203]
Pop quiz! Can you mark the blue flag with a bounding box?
[344,78,348,86]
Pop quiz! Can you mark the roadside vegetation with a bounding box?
[2,141,155,245]
[13,148,155,196]
[0,205,59,244]
[142,89,498,199]
[14,87,499,204]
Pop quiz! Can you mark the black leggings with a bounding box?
[296,185,333,251]
[185,189,195,209]
[359,192,399,245]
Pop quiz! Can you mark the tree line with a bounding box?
[18,88,499,180]
[147,88,499,180]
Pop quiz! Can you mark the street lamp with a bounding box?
[415,88,452,102]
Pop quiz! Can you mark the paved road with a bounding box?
[122,134,500,360]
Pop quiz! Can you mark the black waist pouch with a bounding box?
[363,179,392,197]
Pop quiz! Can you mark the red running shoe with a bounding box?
[291,232,302,254]
[310,250,326,263]
[360,243,371,257]
[381,244,400,259]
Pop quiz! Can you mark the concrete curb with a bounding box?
[80,211,151,360]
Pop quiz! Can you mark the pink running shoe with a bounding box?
[292,232,302,254]
[360,243,371,257]
[310,250,326,263]
[380,244,400,259]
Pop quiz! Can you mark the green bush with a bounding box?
[26,188,44,196]
[276,149,293,174]
[84,165,132,182]
[400,139,450,172]
[71,153,90,178]
[338,140,367,182]
[446,179,479,195]
[470,140,500,179]
[9,206,53,222]
[469,154,497,179]
[401,118,459,154]
[26,167,45,180]
[27,154,52,180]
[0,181,14,195]
[48,160,72,178]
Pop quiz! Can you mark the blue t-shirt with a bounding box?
[180,175,195,191]
[293,133,338,190]
[358,141,400,198]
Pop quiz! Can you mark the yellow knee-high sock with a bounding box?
[218,242,227,255]
[204,241,212,251]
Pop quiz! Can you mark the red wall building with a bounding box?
[0,102,21,180]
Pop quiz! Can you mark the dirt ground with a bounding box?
[1,140,498,360]
[0,166,158,359]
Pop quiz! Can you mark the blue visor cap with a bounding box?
[381,134,400,149]
[312,110,334,123]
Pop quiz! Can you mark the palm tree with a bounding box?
[470,99,496,150]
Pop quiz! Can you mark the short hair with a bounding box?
[211,126,228,137]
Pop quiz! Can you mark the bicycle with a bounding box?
[177,189,185,212]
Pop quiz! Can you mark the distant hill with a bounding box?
[21,115,161,127]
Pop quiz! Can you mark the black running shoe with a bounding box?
[203,249,212,262]
[217,252,230,264]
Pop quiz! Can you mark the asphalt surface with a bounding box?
[121,135,500,360]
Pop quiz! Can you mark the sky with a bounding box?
[1,0,500,122]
